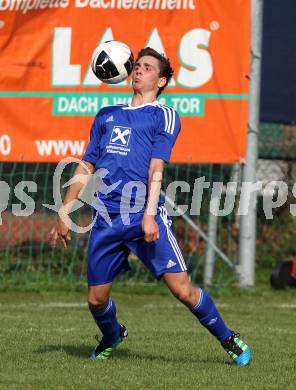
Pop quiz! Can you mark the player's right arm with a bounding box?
[50,160,94,248]
[50,113,102,248]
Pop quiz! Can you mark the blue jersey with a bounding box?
[83,101,181,212]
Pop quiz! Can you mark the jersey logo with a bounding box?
[110,126,131,146]
[106,115,114,123]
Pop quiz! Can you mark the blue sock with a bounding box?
[89,298,121,345]
[191,289,232,343]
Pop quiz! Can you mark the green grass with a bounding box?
[0,286,296,390]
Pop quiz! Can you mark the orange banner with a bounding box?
[0,0,250,163]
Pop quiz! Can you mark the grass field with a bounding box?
[1,284,296,390]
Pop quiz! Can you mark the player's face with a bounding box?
[132,55,166,96]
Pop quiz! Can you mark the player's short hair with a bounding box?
[136,47,174,97]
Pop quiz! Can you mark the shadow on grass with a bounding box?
[36,344,228,365]
[125,350,229,365]
[35,344,129,359]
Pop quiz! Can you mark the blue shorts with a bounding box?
[87,206,187,286]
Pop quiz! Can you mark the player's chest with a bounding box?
[100,111,156,149]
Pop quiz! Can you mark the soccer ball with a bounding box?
[91,40,134,84]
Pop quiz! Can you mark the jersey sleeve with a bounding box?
[82,113,102,165]
[151,107,181,163]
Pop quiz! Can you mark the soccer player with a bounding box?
[50,47,252,366]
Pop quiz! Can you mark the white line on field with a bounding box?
[0,303,87,308]
[274,304,296,309]
[0,302,295,309]
[143,303,229,309]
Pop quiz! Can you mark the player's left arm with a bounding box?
[142,108,181,242]
[142,158,164,242]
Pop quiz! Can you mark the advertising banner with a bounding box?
[0,0,250,162]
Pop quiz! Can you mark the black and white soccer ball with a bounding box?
[91,40,134,84]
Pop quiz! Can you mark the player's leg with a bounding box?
[163,272,233,342]
[127,210,232,342]
[88,283,128,360]
[88,283,121,345]
[87,214,130,360]
[129,207,252,365]
[163,272,252,366]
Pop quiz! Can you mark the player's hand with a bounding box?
[50,211,71,249]
[141,214,159,242]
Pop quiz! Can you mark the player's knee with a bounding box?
[172,285,198,306]
[174,286,192,305]
[87,295,109,309]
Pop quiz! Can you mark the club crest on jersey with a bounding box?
[109,126,131,147]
